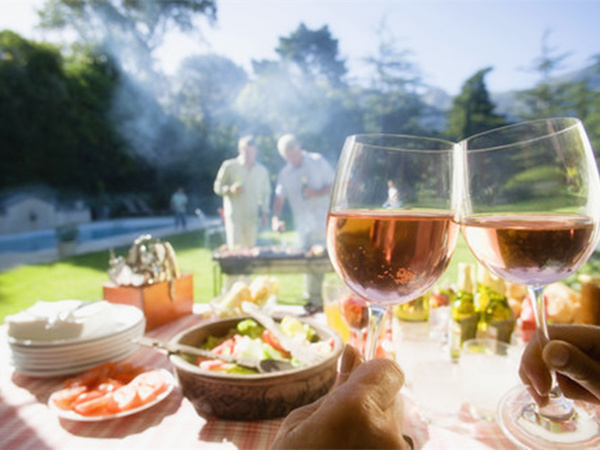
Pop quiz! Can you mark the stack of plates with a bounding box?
[8,303,145,377]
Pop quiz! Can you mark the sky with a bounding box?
[1,0,599,95]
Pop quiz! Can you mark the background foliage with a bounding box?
[1,0,599,219]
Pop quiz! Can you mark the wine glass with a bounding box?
[459,117,600,448]
[326,134,460,360]
[339,291,369,353]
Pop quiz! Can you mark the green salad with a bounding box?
[194,317,333,374]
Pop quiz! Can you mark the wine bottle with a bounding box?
[475,264,495,313]
[450,263,478,360]
[393,292,430,322]
[477,275,515,344]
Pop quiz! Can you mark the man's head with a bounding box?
[277,134,303,167]
[238,135,258,164]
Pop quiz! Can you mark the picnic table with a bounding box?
[0,304,519,449]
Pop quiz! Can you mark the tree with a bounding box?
[276,23,347,87]
[170,54,248,133]
[0,31,151,202]
[361,21,427,135]
[515,30,573,119]
[445,67,506,141]
[237,24,357,167]
[37,0,216,64]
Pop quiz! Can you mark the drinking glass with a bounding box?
[326,134,460,360]
[460,118,600,447]
[339,292,369,353]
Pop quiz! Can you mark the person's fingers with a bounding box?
[543,340,600,403]
[519,330,552,398]
[339,357,405,411]
[547,325,600,360]
[337,344,363,385]
[273,344,364,434]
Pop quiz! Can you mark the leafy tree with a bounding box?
[445,67,506,141]
[0,31,151,204]
[276,23,347,87]
[515,30,573,119]
[575,56,600,159]
[361,21,427,135]
[237,24,358,168]
[170,54,248,134]
[37,0,216,65]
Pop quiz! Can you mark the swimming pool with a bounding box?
[0,217,180,253]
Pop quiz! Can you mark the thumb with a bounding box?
[543,340,600,401]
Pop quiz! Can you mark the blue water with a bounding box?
[0,218,175,253]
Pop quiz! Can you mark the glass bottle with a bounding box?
[475,264,495,313]
[477,275,515,344]
[393,292,430,322]
[450,263,478,360]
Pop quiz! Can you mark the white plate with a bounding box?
[9,321,145,357]
[10,341,138,370]
[8,304,144,348]
[14,346,138,377]
[48,369,176,421]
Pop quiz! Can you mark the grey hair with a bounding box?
[277,134,300,158]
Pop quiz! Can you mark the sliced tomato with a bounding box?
[211,338,236,356]
[130,370,167,404]
[72,391,113,416]
[97,379,124,393]
[108,383,141,413]
[261,330,290,357]
[64,362,116,388]
[198,359,227,371]
[51,386,87,410]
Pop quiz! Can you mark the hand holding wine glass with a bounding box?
[326,134,459,360]
[459,118,600,448]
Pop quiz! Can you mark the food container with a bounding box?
[168,316,343,420]
[103,274,193,331]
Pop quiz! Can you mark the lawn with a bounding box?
[0,229,478,322]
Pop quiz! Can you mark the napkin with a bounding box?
[6,300,113,341]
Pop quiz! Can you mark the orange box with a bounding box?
[103,274,193,331]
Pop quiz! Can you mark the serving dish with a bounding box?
[169,315,343,420]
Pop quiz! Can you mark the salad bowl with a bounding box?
[168,315,344,420]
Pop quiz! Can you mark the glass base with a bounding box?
[498,385,600,449]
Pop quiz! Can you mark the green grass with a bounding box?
[0,230,477,323]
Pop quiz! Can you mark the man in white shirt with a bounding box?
[214,135,272,249]
[272,134,335,310]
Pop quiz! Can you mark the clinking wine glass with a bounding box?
[339,292,369,353]
[459,118,600,448]
[326,134,460,360]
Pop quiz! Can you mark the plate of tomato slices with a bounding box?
[48,362,176,421]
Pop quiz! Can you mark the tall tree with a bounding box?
[515,30,573,119]
[170,54,247,133]
[37,0,217,74]
[445,67,506,141]
[361,22,427,135]
[237,24,356,166]
[0,31,151,199]
[275,23,347,87]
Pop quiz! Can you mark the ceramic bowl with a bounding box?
[168,315,343,420]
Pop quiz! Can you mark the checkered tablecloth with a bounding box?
[0,306,519,449]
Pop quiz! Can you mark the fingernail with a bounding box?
[547,343,569,368]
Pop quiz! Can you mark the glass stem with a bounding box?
[365,304,387,360]
[528,285,575,420]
